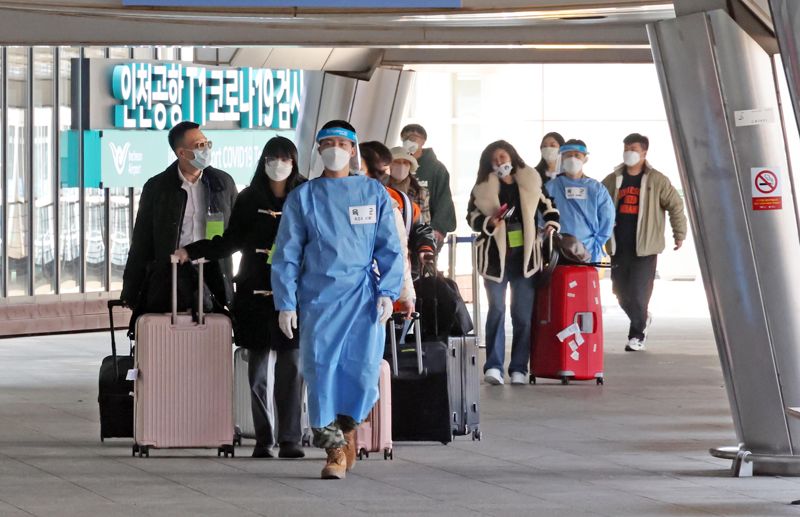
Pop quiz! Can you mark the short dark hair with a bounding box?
[359,141,393,177]
[563,138,588,150]
[401,123,427,141]
[321,119,356,133]
[476,140,526,184]
[623,133,649,150]
[168,121,200,151]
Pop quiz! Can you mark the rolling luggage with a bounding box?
[388,314,482,444]
[355,359,393,460]
[531,265,604,385]
[132,257,235,457]
[98,299,134,441]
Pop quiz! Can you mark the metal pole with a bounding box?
[447,233,456,279]
[470,235,483,347]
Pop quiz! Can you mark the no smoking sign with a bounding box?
[751,167,782,211]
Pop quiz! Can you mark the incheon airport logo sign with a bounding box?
[111,63,302,131]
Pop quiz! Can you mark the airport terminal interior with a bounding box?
[2,0,800,515]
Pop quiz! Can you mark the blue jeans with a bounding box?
[484,267,536,375]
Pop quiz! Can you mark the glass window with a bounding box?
[85,186,106,292]
[32,47,56,295]
[84,48,107,292]
[58,47,80,293]
[109,187,129,291]
[6,47,30,296]
[108,47,131,60]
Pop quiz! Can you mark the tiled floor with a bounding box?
[1,281,799,516]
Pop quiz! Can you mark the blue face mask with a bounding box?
[189,148,212,170]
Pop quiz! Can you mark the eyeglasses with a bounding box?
[188,140,213,151]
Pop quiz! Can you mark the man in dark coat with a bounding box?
[121,121,238,331]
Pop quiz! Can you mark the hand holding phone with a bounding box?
[494,203,509,219]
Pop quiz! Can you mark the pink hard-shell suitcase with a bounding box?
[132,257,235,457]
[356,359,393,460]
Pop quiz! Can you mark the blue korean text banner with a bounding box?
[123,1,460,7]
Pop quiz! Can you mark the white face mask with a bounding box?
[265,159,293,182]
[402,139,419,154]
[494,162,513,179]
[541,147,559,164]
[320,147,352,172]
[623,151,641,167]
[562,157,584,176]
[189,148,212,170]
[390,162,411,181]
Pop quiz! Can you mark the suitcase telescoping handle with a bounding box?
[446,234,483,347]
[107,299,128,379]
[388,312,424,377]
[169,255,208,326]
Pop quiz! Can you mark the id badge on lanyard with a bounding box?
[507,222,523,249]
[206,211,224,239]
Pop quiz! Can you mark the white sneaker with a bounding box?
[484,368,504,385]
[510,372,528,385]
[625,338,646,352]
[644,312,653,336]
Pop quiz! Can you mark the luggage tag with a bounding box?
[507,222,523,249]
[206,211,224,239]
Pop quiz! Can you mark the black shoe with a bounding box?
[252,445,275,458]
[278,442,305,459]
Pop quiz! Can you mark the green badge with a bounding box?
[508,226,523,249]
[206,212,224,239]
[267,243,277,265]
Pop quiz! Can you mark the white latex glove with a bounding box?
[378,296,394,325]
[278,310,298,339]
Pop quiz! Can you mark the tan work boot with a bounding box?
[343,429,357,471]
[321,447,347,480]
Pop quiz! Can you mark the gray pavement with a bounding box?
[1,280,799,516]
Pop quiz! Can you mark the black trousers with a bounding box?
[611,252,657,340]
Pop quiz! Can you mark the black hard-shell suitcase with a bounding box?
[387,315,482,443]
[98,300,134,441]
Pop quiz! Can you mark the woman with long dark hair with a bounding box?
[535,131,566,184]
[176,136,305,459]
[467,140,560,385]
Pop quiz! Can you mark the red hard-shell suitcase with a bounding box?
[531,265,604,385]
[355,359,393,460]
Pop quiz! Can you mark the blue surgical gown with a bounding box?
[271,175,404,428]
[543,175,615,263]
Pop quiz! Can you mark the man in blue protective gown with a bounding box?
[271,120,404,480]
[544,139,615,263]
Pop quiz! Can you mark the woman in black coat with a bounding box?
[176,136,305,459]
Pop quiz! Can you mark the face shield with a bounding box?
[558,143,589,175]
[316,126,361,173]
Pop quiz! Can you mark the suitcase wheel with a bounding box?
[135,445,149,458]
[384,448,393,460]
[529,375,536,385]
[131,444,138,457]
[561,376,570,385]
[358,448,369,460]
[233,433,242,447]
[472,429,482,441]
[301,433,312,447]
[218,445,235,458]
[596,378,604,386]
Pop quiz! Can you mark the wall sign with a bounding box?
[751,167,782,211]
[111,63,302,130]
[123,1,461,7]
